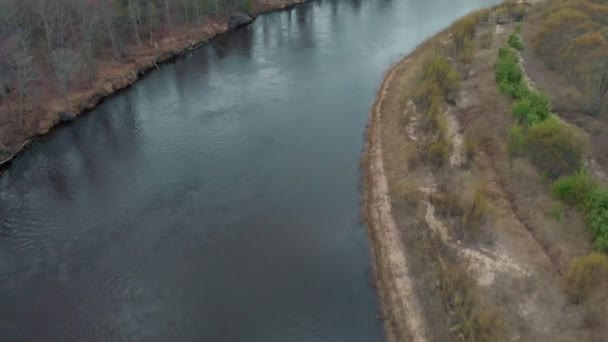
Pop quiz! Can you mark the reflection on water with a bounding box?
[0,0,496,340]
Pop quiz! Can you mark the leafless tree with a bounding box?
[50,48,84,96]
[7,30,38,129]
[128,0,142,46]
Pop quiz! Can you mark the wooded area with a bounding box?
[0,0,251,131]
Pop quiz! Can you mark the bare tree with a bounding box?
[50,48,84,97]
[74,0,100,82]
[164,0,172,36]
[7,30,38,129]
[128,0,142,46]
[100,0,123,60]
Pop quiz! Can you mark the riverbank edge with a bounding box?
[361,37,435,342]
[0,0,308,170]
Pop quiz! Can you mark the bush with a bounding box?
[420,56,461,102]
[428,115,453,167]
[415,80,442,111]
[553,172,597,209]
[507,125,525,157]
[393,179,422,209]
[452,15,478,55]
[512,4,526,22]
[586,189,608,251]
[508,33,524,51]
[480,30,493,49]
[495,48,524,97]
[564,252,608,303]
[525,118,584,179]
[461,186,489,238]
[512,89,551,125]
[464,134,477,166]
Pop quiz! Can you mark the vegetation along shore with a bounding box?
[363,0,608,340]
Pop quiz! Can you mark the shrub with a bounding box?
[508,33,524,51]
[507,125,525,157]
[452,15,477,55]
[464,134,477,166]
[429,140,451,167]
[547,204,566,221]
[415,80,442,111]
[461,186,489,238]
[495,48,524,97]
[472,306,505,342]
[393,179,422,209]
[420,56,461,102]
[428,115,453,167]
[553,172,597,209]
[525,118,584,179]
[512,89,551,125]
[456,39,474,78]
[480,30,494,49]
[586,189,608,251]
[512,4,526,22]
[564,252,608,303]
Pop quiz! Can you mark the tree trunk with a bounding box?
[128,0,142,46]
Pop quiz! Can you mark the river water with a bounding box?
[0,0,495,340]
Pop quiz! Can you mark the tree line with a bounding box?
[0,0,251,127]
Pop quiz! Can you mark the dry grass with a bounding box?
[564,252,608,304]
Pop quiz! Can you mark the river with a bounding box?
[0,0,495,340]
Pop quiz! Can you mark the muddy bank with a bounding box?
[0,0,306,169]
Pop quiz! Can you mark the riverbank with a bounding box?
[364,2,607,340]
[0,0,306,168]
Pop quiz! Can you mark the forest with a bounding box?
[0,0,251,134]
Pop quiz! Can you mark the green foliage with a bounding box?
[586,189,608,251]
[495,47,524,97]
[508,33,524,51]
[553,172,597,209]
[524,117,584,180]
[512,89,551,125]
[564,252,608,303]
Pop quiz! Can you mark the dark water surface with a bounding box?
[1,0,495,340]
